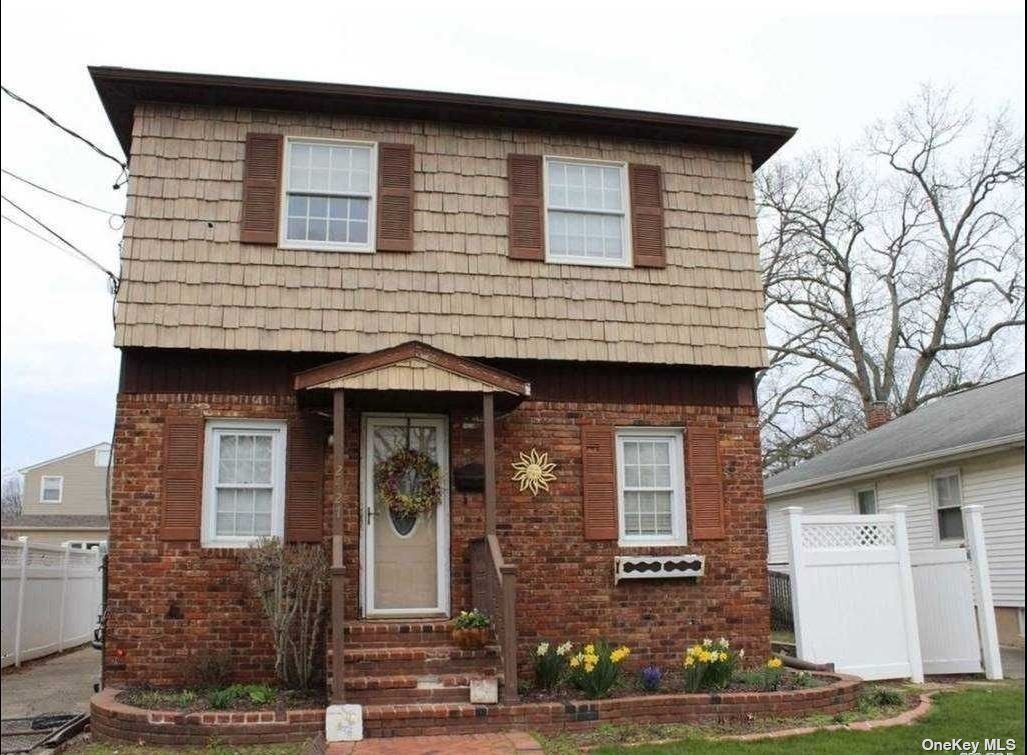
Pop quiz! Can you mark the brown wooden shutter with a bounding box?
[581,425,618,541]
[285,416,326,543]
[629,164,666,268]
[160,416,204,541]
[240,133,284,244]
[507,154,545,260]
[687,427,725,540]
[376,143,415,252]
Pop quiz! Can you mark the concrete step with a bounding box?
[336,644,501,675]
[343,672,499,704]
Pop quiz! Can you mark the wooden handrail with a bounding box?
[470,535,519,703]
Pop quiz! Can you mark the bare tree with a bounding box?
[1,475,22,518]
[759,85,1024,472]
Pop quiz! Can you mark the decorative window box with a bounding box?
[614,555,705,583]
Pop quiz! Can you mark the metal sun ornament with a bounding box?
[510,448,557,496]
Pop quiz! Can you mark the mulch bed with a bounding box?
[519,668,828,702]
[116,687,325,714]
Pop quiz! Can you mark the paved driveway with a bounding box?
[0,646,100,719]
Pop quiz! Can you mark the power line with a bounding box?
[1,85,129,184]
[2,168,125,219]
[1,194,119,287]
[1,212,86,262]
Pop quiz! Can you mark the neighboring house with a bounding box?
[90,66,795,708]
[765,374,1025,648]
[2,442,111,548]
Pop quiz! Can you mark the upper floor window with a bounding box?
[282,138,376,252]
[202,419,286,547]
[94,447,111,467]
[855,487,877,515]
[933,470,964,541]
[40,475,63,503]
[545,157,630,267]
[615,428,685,546]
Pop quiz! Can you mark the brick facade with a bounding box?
[105,359,768,688]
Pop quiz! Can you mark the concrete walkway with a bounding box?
[0,646,100,719]
[327,731,541,754]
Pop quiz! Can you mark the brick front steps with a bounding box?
[91,674,863,744]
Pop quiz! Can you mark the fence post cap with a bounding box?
[962,504,983,513]
[883,504,908,513]
[782,506,804,515]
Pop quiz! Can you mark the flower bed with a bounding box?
[91,688,323,746]
[117,684,325,714]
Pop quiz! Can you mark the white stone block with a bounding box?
[326,703,363,742]
[469,677,499,704]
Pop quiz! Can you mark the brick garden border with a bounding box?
[92,673,861,743]
[89,689,323,746]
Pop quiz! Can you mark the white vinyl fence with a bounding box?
[786,504,1002,682]
[1,538,102,668]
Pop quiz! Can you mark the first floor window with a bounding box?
[203,420,286,547]
[545,157,629,266]
[856,487,877,515]
[616,429,685,545]
[283,138,375,251]
[933,471,964,541]
[40,475,63,503]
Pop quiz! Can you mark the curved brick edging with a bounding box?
[363,673,864,738]
[89,689,322,746]
[90,675,863,743]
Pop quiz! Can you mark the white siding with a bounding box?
[766,447,1025,608]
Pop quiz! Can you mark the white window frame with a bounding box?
[201,419,287,548]
[853,485,878,515]
[94,447,111,467]
[279,136,378,253]
[615,427,686,547]
[40,475,63,504]
[931,468,965,544]
[542,155,632,268]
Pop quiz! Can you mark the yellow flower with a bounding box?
[767,657,783,669]
[610,646,630,664]
[698,650,711,663]
[684,656,695,667]
[569,655,581,668]
[584,661,596,673]
[584,644,595,655]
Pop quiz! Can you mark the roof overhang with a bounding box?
[764,433,1026,499]
[294,341,531,396]
[89,66,796,169]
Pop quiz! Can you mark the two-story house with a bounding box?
[91,66,794,727]
[3,442,111,547]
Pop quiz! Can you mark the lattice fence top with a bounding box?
[801,521,896,551]
[1,541,22,567]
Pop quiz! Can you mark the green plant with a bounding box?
[207,687,239,710]
[793,670,815,688]
[533,640,573,690]
[682,638,738,693]
[453,608,491,629]
[733,659,785,692]
[568,640,631,699]
[857,685,905,713]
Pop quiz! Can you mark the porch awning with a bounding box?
[293,341,531,396]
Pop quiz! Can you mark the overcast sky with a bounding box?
[1,1,1024,473]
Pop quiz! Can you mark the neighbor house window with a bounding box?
[545,157,629,266]
[933,470,964,541]
[202,420,286,547]
[40,475,63,503]
[94,447,111,467]
[855,487,877,515]
[282,138,376,251]
[615,428,685,545]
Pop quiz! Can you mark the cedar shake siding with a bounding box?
[106,353,767,687]
[116,104,770,368]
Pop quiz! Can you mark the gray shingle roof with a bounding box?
[1,514,109,529]
[765,373,1025,496]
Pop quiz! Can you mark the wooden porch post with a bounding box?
[331,389,346,703]
[483,392,496,536]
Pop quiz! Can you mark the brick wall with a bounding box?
[106,375,767,687]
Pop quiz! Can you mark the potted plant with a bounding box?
[452,609,491,649]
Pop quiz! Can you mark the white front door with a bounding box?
[361,414,450,617]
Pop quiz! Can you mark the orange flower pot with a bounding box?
[452,627,490,650]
